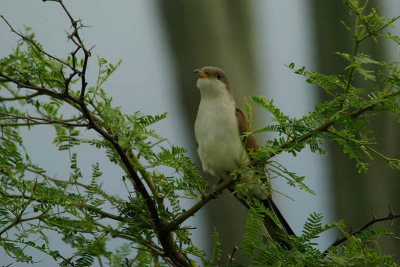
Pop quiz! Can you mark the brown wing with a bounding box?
[235,107,295,244]
[235,107,267,182]
[235,107,258,153]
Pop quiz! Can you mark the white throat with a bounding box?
[196,78,232,100]
[194,79,247,181]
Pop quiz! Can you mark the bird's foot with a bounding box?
[210,180,223,198]
[211,190,219,199]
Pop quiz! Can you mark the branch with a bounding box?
[57,253,75,267]
[0,76,149,227]
[339,41,360,110]
[0,78,13,83]
[129,150,163,205]
[246,89,400,166]
[0,111,88,128]
[30,168,124,216]
[0,92,41,101]
[0,189,132,225]
[0,15,79,73]
[1,4,190,265]
[163,179,233,232]
[45,0,90,99]
[45,176,89,189]
[0,213,45,237]
[0,72,79,103]
[0,182,39,237]
[323,207,400,256]
[0,72,107,128]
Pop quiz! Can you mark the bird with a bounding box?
[194,66,294,247]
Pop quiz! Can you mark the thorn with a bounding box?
[388,205,394,218]
[228,246,238,263]
[371,208,377,219]
[60,65,65,79]
[88,45,96,56]
[64,30,72,41]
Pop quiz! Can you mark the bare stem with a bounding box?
[323,208,400,256]
[0,15,79,73]
[0,111,88,127]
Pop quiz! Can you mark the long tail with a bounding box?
[229,186,295,249]
[262,196,294,249]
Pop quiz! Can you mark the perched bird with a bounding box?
[194,66,294,247]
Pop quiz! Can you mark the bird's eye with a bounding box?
[216,73,222,79]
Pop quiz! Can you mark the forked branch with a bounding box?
[1,3,191,266]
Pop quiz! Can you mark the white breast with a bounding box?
[194,78,248,181]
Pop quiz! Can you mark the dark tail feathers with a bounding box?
[262,196,295,249]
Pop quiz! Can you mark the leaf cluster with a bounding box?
[226,212,397,266]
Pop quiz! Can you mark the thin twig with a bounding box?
[0,92,41,101]
[0,111,88,127]
[163,179,232,232]
[0,189,131,224]
[227,246,238,265]
[0,182,41,237]
[0,3,189,265]
[245,89,400,167]
[0,15,78,73]
[30,168,119,208]
[323,208,400,256]
[57,253,75,267]
[51,0,90,99]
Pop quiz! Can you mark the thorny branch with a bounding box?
[0,2,190,266]
[323,207,400,256]
[0,15,78,73]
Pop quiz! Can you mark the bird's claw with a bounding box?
[211,190,219,199]
[209,179,224,198]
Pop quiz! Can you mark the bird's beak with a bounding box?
[194,69,211,78]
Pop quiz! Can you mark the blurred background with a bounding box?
[1,0,400,265]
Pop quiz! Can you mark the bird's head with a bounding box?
[194,66,233,99]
